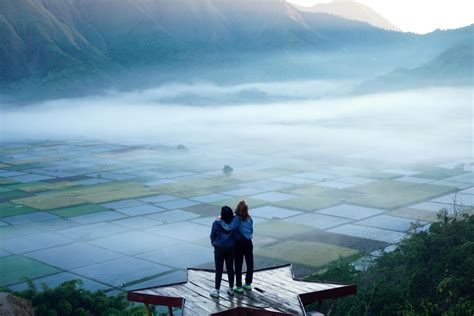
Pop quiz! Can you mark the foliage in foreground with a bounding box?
[4,280,152,316]
[310,211,474,315]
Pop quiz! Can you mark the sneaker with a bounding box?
[210,289,220,298]
[227,288,234,296]
[234,287,244,294]
[243,284,252,290]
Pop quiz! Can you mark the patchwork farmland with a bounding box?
[0,140,472,295]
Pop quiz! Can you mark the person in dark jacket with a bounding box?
[220,200,254,294]
[210,205,235,298]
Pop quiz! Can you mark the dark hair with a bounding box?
[235,200,249,220]
[221,205,234,224]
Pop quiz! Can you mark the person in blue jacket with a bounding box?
[210,205,235,298]
[220,200,254,294]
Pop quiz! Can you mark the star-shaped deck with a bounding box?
[128,264,356,315]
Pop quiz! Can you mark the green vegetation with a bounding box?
[182,203,223,217]
[285,185,331,196]
[389,207,439,222]
[12,182,163,210]
[359,171,399,180]
[223,165,233,177]
[231,170,280,181]
[0,189,30,200]
[0,178,17,185]
[0,202,37,217]
[6,280,151,316]
[309,211,474,315]
[49,204,109,218]
[9,163,47,171]
[9,181,79,193]
[348,180,454,209]
[0,256,60,287]
[254,220,314,239]
[276,196,341,211]
[152,177,238,195]
[257,240,357,268]
[413,167,467,180]
[176,188,216,198]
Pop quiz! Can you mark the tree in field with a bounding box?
[223,165,233,177]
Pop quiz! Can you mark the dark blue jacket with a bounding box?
[210,220,235,247]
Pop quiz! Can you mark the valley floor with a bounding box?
[0,140,472,295]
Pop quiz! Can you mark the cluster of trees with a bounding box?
[310,210,474,315]
[5,280,151,316]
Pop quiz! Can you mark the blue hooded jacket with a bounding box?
[210,220,235,247]
[220,216,253,241]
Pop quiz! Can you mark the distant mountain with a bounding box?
[0,0,472,102]
[0,0,405,92]
[292,0,400,31]
[358,43,474,92]
[0,0,108,82]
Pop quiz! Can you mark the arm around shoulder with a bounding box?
[220,216,239,231]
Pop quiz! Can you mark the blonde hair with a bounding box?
[235,200,249,220]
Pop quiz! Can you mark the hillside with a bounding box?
[292,0,400,31]
[311,212,474,315]
[0,0,403,85]
[358,43,474,92]
[0,0,472,101]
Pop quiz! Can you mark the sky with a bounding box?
[287,0,474,34]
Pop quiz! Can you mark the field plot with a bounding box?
[389,208,439,222]
[254,220,314,239]
[0,140,472,295]
[0,255,60,287]
[284,213,351,229]
[412,167,467,180]
[0,202,37,217]
[49,204,110,218]
[256,240,358,268]
[348,180,456,209]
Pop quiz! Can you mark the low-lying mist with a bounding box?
[1,81,472,167]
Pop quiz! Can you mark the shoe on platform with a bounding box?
[234,287,244,294]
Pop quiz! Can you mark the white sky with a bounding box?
[287,0,474,34]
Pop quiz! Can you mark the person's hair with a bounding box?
[221,205,234,224]
[235,200,250,220]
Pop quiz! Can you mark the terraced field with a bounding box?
[0,140,472,296]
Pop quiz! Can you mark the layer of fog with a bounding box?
[1,82,472,167]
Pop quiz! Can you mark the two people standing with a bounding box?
[210,200,254,298]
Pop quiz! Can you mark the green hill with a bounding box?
[359,43,474,92]
[310,211,474,315]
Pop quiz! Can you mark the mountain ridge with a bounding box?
[0,0,472,102]
[358,42,474,92]
[0,0,404,85]
[291,0,400,32]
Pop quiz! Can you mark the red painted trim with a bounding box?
[127,291,183,307]
[211,307,293,316]
[298,284,357,305]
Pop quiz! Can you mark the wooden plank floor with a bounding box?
[128,265,356,315]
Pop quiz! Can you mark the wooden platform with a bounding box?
[128,264,356,315]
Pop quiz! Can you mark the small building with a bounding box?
[127,264,356,315]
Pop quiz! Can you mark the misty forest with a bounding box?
[0,0,473,315]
